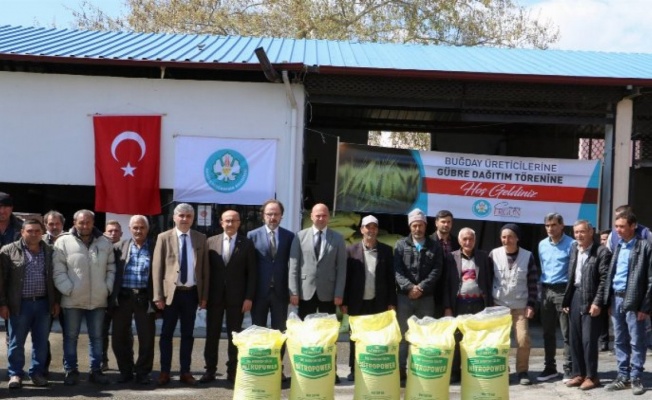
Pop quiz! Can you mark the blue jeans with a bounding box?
[63,307,105,372]
[611,295,647,380]
[7,298,51,378]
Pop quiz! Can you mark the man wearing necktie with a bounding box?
[200,209,256,384]
[152,203,209,386]
[247,200,295,381]
[289,203,347,383]
[289,203,347,318]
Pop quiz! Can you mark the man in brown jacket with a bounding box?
[152,203,209,386]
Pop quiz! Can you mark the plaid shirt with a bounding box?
[122,240,150,289]
[21,241,47,298]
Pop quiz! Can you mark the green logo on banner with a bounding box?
[410,354,448,378]
[240,356,278,376]
[204,149,249,193]
[359,353,397,376]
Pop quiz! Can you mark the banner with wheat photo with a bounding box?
[335,143,601,225]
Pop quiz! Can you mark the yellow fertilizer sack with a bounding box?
[349,310,401,400]
[286,312,340,400]
[232,325,287,400]
[458,306,511,400]
[404,316,458,400]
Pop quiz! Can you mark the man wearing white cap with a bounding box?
[341,215,396,381]
[394,208,444,380]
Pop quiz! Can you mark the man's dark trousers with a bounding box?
[541,284,571,374]
[204,297,244,375]
[568,289,600,378]
[112,289,155,377]
[159,288,198,374]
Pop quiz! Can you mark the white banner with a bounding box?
[336,143,601,225]
[173,136,277,204]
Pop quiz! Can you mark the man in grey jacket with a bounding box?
[289,203,347,318]
[53,210,115,386]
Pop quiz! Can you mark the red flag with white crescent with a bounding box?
[93,116,161,214]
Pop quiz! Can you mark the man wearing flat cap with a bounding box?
[489,223,539,386]
[342,215,396,381]
[0,192,23,350]
[0,192,22,248]
[394,208,444,380]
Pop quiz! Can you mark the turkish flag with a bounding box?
[94,116,161,215]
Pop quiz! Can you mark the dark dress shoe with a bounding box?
[347,372,355,382]
[335,375,341,384]
[157,372,170,386]
[199,372,216,383]
[136,374,152,385]
[117,373,134,383]
[226,371,236,383]
[180,373,197,385]
[281,373,289,382]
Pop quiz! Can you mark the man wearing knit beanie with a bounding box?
[489,223,539,386]
[394,208,444,381]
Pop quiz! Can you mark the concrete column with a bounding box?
[613,98,633,210]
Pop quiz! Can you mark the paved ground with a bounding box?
[0,320,650,399]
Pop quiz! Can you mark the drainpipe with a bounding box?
[282,70,301,231]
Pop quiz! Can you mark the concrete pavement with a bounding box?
[0,320,650,399]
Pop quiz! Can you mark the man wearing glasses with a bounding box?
[201,209,256,384]
[246,200,294,381]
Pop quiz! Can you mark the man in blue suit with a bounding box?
[247,199,294,381]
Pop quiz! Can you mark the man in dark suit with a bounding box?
[431,210,460,319]
[247,200,294,380]
[110,215,155,385]
[341,215,396,382]
[200,209,256,384]
[152,203,209,386]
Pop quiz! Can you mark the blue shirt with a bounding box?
[122,240,150,289]
[538,234,573,285]
[612,238,635,292]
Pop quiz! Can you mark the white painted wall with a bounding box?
[0,71,305,230]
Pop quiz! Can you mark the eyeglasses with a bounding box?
[264,213,281,217]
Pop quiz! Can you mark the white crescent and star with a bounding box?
[110,131,147,177]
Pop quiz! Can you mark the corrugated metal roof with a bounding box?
[2,24,652,84]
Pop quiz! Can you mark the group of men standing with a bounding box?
[2,189,652,396]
